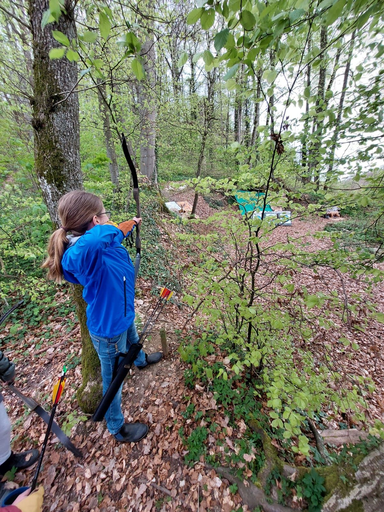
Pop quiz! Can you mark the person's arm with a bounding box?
[64,224,124,278]
[0,351,15,383]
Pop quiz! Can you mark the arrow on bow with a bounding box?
[121,134,141,284]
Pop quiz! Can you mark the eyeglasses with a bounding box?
[97,211,112,219]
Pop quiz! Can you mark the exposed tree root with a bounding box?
[208,419,383,511]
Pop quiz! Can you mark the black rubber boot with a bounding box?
[137,352,163,370]
[114,423,148,443]
[0,449,39,476]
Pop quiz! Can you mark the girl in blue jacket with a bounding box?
[43,190,162,443]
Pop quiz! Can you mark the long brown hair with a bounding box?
[42,190,103,283]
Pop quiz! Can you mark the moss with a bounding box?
[341,500,364,512]
[72,285,103,413]
[248,419,284,487]
[76,378,103,414]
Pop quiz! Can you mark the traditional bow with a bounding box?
[121,134,141,284]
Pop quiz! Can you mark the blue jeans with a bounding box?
[90,322,147,435]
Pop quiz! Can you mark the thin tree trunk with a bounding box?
[301,35,311,183]
[234,65,243,142]
[309,26,327,186]
[137,36,157,182]
[96,80,119,187]
[267,50,275,134]
[325,31,356,185]
[191,71,215,216]
[243,82,250,147]
[251,69,262,148]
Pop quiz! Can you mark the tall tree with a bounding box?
[137,35,157,182]
[28,0,82,223]
[325,31,356,184]
[97,80,119,187]
[28,0,102,412]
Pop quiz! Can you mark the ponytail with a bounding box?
[42,228,68,283]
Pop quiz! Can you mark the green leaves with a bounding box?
[186,5,215,29]
[224,64,239,80]
[52,31,70,47]
[49,0,62,22]
[373,312,384,324]
[80,31,98,43]
[131,58,145,80]
[201,9,215,30]
[326,0,345,25]
[187,8,203,25]
[99,12,112,41]
[289,9,305,23]
[305,295,321,308]
[178,51,188,68]
[49,48,66,60]
[214,29,229,52]
[118,32,141,52]
[263,69,278,84]
[66,50,79,62]
[203,50,214,66]
[240,10,256,30]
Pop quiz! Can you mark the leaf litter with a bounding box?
[0,196,383,511]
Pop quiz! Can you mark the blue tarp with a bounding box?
[235,190,273,216]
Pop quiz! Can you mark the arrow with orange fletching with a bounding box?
[31,366,67,491]
[138,287,173,344]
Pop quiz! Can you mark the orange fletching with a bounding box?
[52,379,66,404]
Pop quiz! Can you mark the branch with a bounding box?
[0,4,30,31]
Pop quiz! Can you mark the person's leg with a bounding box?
[0,402,11,465]
[125,322,147,367]
[90,331,148,442]
[126,321,163,368]
[90,332,126,435]
[0,401,39,475]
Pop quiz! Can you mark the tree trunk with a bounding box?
[309,26,327,187]
[301,37,311,184]
[234,90,242,142]
[266,50,275,134]
[28,0,102,413]
[251,69,262,148]
[28,0,82,224]
[73,285,103,413]
[137,36,157,182]
[97,80,119,187]
[325,31,356,185]
[191,71,215,216]
[243,88,250,147]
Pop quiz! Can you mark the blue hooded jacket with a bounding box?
[61,224,136,337]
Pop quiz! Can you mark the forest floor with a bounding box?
[1,191,383,511]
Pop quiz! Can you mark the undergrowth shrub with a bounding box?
[177,202,383,455]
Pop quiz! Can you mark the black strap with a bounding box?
[92,343,143,422]
[0,301,24,326]
[6,384,82,459]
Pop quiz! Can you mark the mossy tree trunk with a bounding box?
[28,0,82,224]
[28,0,102,412]
[72,285,103,413]
[215,419,383,512]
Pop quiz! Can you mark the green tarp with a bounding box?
[235,190,273,216]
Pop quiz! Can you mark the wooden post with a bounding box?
[160,326,169,357]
